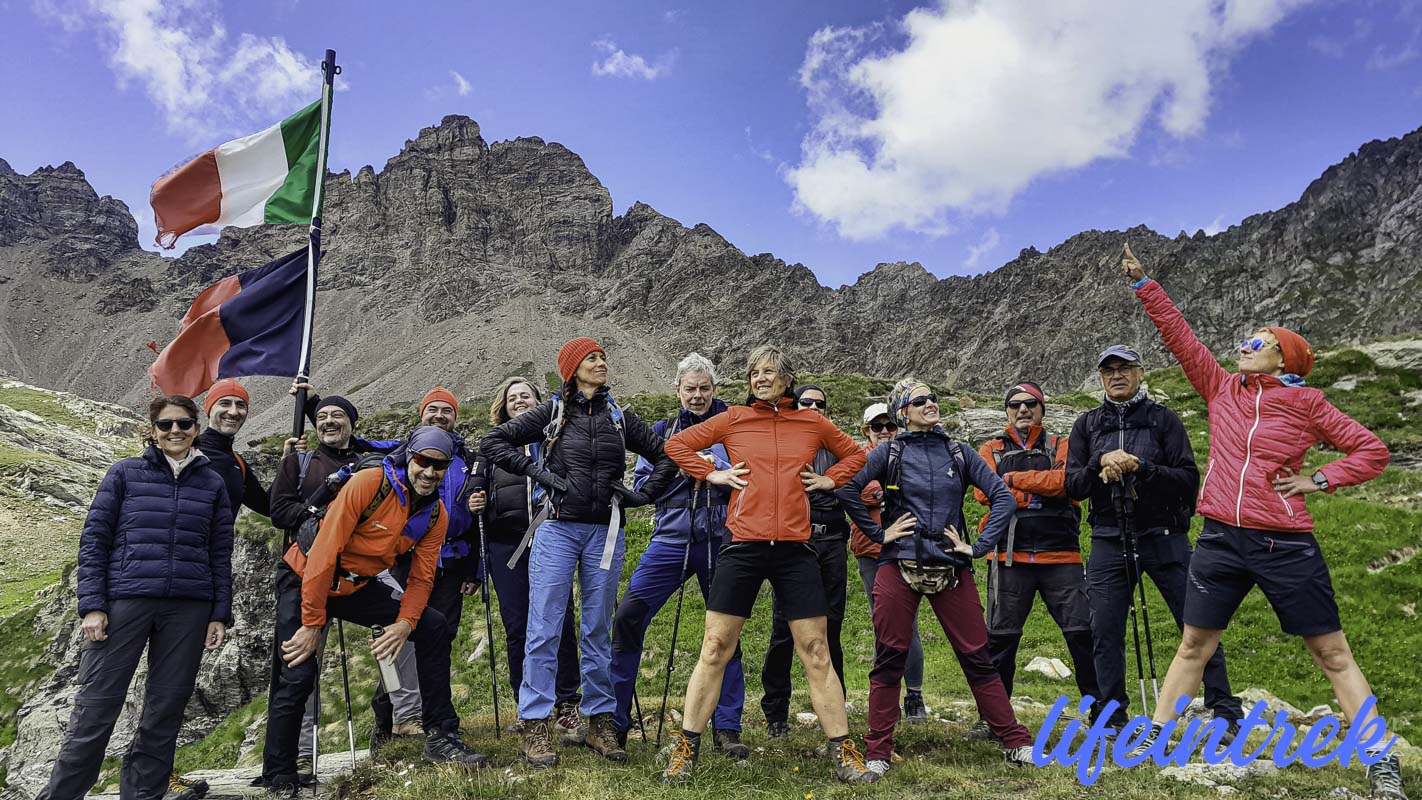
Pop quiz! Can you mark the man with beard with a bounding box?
[267,394,367,784]
[608,353,747,754]
[261,427,486,798]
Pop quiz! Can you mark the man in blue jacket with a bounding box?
[608,353,747,755]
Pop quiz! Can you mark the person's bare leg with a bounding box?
[681,611,747,733]
[789,616,849,738]
[1304,631,1380,729]
[1151,624,1224,724]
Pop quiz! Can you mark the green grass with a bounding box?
[0,386,89,432]
[0,605,57,763]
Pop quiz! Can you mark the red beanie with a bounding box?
[420,387,458,415]
[557,337,605,382]
[1005,382,1046,406]
[204,378,249,416]
[1267,327,1315,378]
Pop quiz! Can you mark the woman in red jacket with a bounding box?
[1120,245,1404,799]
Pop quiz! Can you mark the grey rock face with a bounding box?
[2,120,1421,435]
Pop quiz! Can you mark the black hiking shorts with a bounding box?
[706,540,827,620]
[1185,518,1341,636]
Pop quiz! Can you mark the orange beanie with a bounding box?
[1267,327,1315,378]
[557,337,604,382]
[420,387,458,415]
[204,378,249,416]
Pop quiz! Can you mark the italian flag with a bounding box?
[150,100,327,249]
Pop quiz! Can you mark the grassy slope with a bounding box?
[3,353,1417,796]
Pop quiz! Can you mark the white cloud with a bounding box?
[35,0,323,141]
[786,0,1310,240]
[1201,215,1226,236]
[451,69,472,96]
[744,126,776,164]
[963,227,1000,270]
[591,39,675,80]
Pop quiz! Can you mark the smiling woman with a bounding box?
[36,394,234,800]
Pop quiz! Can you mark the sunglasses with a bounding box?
[1240,337,1281,353]
[797,398,828,409]
[906,394,938,408]
[1006,399,1040,410]
[869,421,898,433]
[410,453,453,471]
[154,417,197,432]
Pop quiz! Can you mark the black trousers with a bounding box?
[760,530,848,724]
[985,559,1100,707]
[372,563,470,733]
[38,598,210,800]
[262,563,456,782]
[1086,531,1244,723]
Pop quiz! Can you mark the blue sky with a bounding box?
[2,0,1420,287]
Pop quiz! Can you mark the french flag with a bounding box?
[148,246,312,397]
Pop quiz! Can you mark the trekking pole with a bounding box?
[476,513,503,738]
[311,655,321,791]
[336,619,358,770]
[655,482,698,749]
[1112,482,1150,717]
[1121,475,1160,711]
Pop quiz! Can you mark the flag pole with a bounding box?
[291,48,338,439]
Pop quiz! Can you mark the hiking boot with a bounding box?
[903,690,928,723]
[867,759,890,777]
[505,718,527,735]
[370,726,393,755]
[661,730,699,784]
[766,720,790,739]
[169,771,209,799]
[583,713,628,762]
[714,728,750,759]
[294,756,316,786]
[831,737,879,783]
[164,788,198,800]
[393,720,424,737]
[521,718,559,769]
[264,776,301,800]
[425,730,489,767]
[1368,752,1408,800]
[555,702,585,746]
[1128,726,1161,760]
[1005,745,1035,767]
[965,718,995,741]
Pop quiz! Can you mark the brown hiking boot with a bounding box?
[583,712,628,762]
[660,730,699,784]
[831,737,880,784]
[521,718,559,769]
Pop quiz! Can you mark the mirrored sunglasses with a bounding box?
[411,453,452,471]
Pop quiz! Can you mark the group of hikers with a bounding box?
[37,247,1408,800]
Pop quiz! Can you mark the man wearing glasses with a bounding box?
[759,385,852,738]
[260,426,488,798]
[1065,346,1244,734]
[968,382,1100,738]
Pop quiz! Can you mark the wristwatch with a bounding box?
[1311,472,1330,491]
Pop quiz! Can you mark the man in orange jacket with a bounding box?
[260,427,486,797]
[971,382,1101,737]
[657,345,877,785]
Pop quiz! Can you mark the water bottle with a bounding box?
[370,625,402,691]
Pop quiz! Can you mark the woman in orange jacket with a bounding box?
[656,345,877,785]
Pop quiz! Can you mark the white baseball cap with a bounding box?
[862,402,891,425]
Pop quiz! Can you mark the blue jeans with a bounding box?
[611,537,745,734]
[520,520,627,720]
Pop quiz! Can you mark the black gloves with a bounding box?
[527,465,570,494]
[611,483,652,508]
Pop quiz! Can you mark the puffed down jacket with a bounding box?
[480,385,678,525]
[1136,278,1389,532]
[77,446,235,625]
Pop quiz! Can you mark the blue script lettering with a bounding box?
[1030,694,1399,785]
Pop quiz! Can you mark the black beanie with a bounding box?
[306,394,359,426]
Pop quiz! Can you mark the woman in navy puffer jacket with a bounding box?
[39,395,234,800]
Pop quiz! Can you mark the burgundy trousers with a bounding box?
[867,562,1032,759]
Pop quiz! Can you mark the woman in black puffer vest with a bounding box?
[39,395,233,800]
[470,376,584,736]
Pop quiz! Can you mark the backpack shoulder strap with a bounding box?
[234,452,248,480]
[538,394,566,466]
[297,450,315,482]
[357,473,392,526]
[885,438,905,490]
[608,396,628,449]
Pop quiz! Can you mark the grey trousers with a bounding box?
[38,598,210,800]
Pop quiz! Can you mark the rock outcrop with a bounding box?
[2,119,1421,435]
